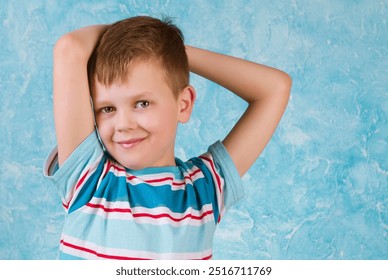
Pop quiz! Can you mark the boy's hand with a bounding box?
[53,25,108,166]
[186,46,291,176]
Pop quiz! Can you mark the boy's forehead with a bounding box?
[92,80,154,99]
[92,60,174,98]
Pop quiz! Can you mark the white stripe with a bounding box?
[43,146,58,177]
[61,234,212,260]
[96,159,111,190]
[189,166,206,181]
[170,166,205,191]
[106,161,205,190]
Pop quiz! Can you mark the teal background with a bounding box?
[0,0,387,259]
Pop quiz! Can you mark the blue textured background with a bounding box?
[0,0,387,260]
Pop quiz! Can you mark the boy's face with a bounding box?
[92,60,189,170]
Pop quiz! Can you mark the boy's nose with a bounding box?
[115,110,137,131]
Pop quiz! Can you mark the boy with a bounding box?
[44,16,291,260]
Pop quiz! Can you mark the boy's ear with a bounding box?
[177,85,196,123]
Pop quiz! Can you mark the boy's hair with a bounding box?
[88,16,189,96]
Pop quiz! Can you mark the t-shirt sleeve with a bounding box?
[198,140,245,223]
[43,131,104,212]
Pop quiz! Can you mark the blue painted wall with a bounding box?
[0,0,387,259]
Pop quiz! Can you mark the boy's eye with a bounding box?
[100,106,115,114]
[135,100,150,109]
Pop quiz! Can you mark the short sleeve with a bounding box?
[195,140,245,223]
[208,141,245,211]
[43,131,104,211]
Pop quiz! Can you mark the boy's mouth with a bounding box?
[116,137,146,149]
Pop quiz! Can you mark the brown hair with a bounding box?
[88,16,189,96]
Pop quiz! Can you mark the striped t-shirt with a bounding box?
[44,131,244,260]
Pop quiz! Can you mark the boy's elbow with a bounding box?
[278,71,292,96]
[270,71,291,107]
[53,34,87,62]
[272,72,292,108]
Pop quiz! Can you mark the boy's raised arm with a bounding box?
[186,46,292,177]
[53,25,108,166]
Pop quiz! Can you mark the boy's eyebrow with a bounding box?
[128,91,154,99]
[92,100,111,108]
[93,91,155,104]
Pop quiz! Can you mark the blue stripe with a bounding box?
[68,156,219,214]
[68,159,106,213]
[95,175,213,212]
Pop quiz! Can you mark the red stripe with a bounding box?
[86,203,213,222]
[197,254,213,260]
[126,175,174,184]
[132,210,214,222]
[103,160,112,177]
[86,203,132,213]
[75,169,90,191]
[107,159,204,188]
[60,240,150,260]
[199,155,222,194]
[144,177,174,184]
[63,167,91,209]
[126,175,196,186]
[189,168,202,177]
[61,239,212,260]
[171,169,203,186]
[109,163,126,172]
[119,166,203,186]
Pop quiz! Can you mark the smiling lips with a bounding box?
[116,137,146,149]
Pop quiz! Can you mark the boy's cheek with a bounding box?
[95,123,109,141]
